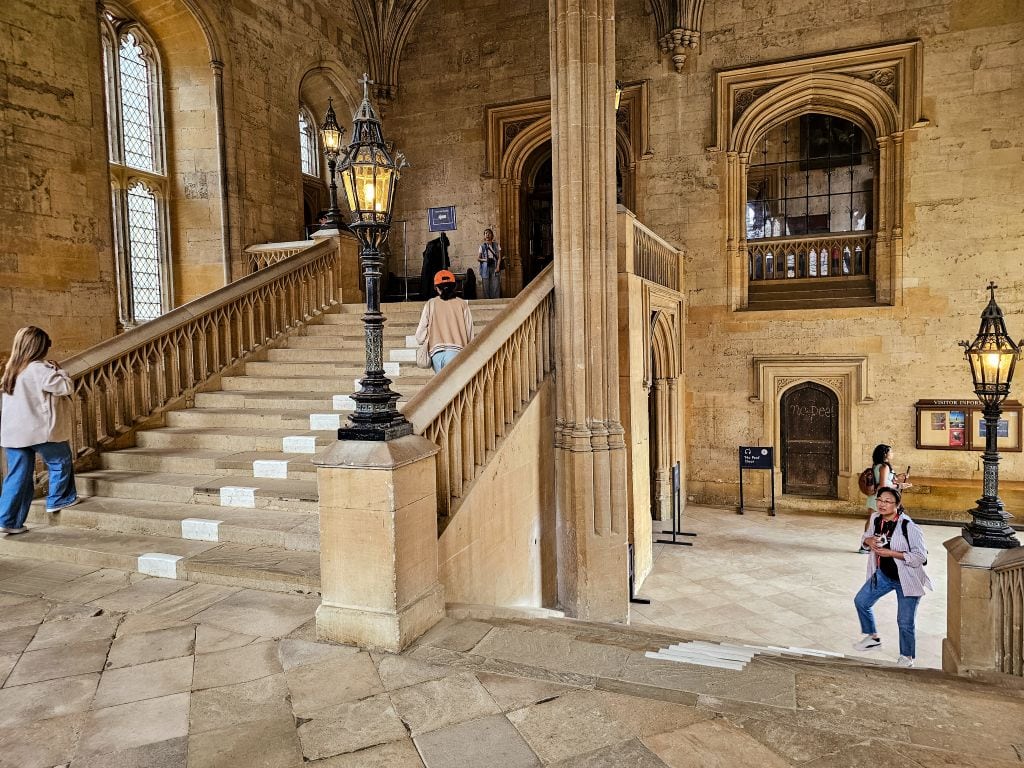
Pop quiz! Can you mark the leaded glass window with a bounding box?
[299,107,319,177]
[100,6,170,327]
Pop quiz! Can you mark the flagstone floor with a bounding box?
[631,505,948,669]
[0,539,1020,766]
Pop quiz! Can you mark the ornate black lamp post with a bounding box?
[958,282,1022,548]
[336,75,412,441]
[319,98,345,230]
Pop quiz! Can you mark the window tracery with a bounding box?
[100,5,170,326]
[299,106,319,178]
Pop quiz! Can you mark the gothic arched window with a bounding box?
[299,106,319,178]
[100,6,170,326]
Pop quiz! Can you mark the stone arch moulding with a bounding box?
[750,355,873,502]
[484,83,651,294]
[711,41,929,312]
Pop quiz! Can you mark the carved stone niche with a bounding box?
[649,1,707,73]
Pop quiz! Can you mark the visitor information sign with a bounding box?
[427,206,457,232]
[738,446,775,516]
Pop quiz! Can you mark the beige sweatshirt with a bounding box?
[0,361,74,448]
[415,297,474,356]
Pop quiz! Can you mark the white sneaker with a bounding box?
[46,497,82,514]
[852,635,881,651]
[896,655,914,668]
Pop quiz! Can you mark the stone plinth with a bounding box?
[942,535,1022,676]
[313,435,444,652]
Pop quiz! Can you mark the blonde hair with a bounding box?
[1,326,52,395]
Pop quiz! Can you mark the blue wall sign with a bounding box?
[428,206,457,232]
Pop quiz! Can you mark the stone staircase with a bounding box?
[0,299,510,594]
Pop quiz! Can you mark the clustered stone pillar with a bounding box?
[549,0,629,622]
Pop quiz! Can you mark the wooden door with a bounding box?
[781,383,838,498]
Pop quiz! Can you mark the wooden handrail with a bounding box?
[404,264,555,523]
[62,237,343,462]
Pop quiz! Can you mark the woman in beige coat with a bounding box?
[415,270,474,373]
[0,327,78,534]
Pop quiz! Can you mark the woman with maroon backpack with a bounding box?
[858,444,910,552]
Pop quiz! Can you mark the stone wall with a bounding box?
[0,0,365,355]
[387,0,551,278]
[0,0,117,357]
[391,0,1024,508]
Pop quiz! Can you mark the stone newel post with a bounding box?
[549,0,629,621]
[313,435,444,652]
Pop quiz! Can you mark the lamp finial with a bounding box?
[359,73,373,100]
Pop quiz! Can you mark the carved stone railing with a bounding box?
[244,240,315,273]
[994,548,1024,676]
[748,233,874,281]
[404,264,555,526]
[617,206,682,292]
[61,238,341,464]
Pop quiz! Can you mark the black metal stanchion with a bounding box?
[657,462,696,546]
[628,543,650,604]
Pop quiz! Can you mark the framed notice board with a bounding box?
[914,399,1022,452]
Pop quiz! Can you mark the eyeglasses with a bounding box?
[876,498,898,506]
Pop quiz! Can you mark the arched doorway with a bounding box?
[521,148,554,286]
[781,382,838,498]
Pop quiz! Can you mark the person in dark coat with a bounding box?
[419,232,451,299]
[463,268,478,300]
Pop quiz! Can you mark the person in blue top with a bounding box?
[477,228,502,299]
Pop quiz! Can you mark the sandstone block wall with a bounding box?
[390,0,1024,504]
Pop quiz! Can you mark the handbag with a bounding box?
[415,301,433,369]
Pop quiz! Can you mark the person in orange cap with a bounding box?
[414,270,474,373]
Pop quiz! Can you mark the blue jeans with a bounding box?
[0,442,77,528]
[431,349,459,373]
[483,273,501,299]
[854,569,920,658]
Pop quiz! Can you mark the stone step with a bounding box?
[220,374,427,394]
[0,526,319,593]
[242,361,433,380]
[193,391,337,412]
[134,426,328,453]
[26,496,318,552]
[285,333,418,348]
[218,451,318,481]
[336,299,510,314]
[101,447,233,475]
[167,408,316,431]
[76,470,318,512]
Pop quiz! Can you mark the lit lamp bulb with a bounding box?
[986,352,1002,370]
[363,182,375,207]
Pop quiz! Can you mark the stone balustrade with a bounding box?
[748,232,873,281]
[617,206,682,292]
[244,241,318,273]
[994,547,1024,675]
[403,264,555,527]
[60,238,343,465]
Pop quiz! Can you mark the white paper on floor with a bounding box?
[645,640,846,671]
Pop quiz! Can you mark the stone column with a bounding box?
[549,0,629,622]
[313,435,445,652]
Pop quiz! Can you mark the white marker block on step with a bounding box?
[220,486,257,508]
[333,395,356,411]
[353,379,363,391]
[282,435,318,454]
[253,459,289,479]
[405,335,418,348]
[138,553,183,579]
[390,349,416,363]
[181,518,222,542]
[384,361,400,376]
[310,413,342,430]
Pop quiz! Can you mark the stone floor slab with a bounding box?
[415,714,540,768]
[302,738,424,767]
[6,638,111,686]
[0,673,98,728]
[296,693,407,761]
[286,651,383,717]
[26,613,120,651]
[190,588,318,639]
[43,568,135,604]
[193,624,259,654]
[189,673,292,734]
[376,652,453,690]
[0,711,85,768]
[107,625,196,669]
[390,671,502,736]
[88,577,191,613]
[507,689,635,764]
[94,655,194,708]
[278,637,358,671]
[187,716,302,768]
[77,692,190,756]
[416,617,495,652]
[475,671,575,711]
[0,625,38,656]
[641,719,793,768]
[69,735,188,768]
[548,738,670,768]
[192,639,281,690]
